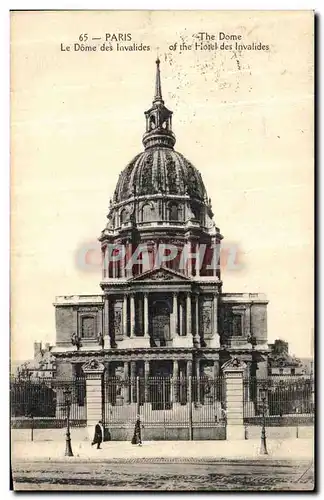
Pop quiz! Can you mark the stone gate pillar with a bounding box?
[222,357,246,440]
[82,359,106,435]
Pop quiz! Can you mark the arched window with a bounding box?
[81,316,95,339]
[169,203,178,221]
[142,203,154,222]
[150,116,156,130]
[192,205,200,221]
[120,208,128,224]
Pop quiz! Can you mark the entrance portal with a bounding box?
[150,300,170,347]
[150,361,172,410]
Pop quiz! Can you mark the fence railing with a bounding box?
[103,376,226,430]
[10,374,314,429]
[10,376,87,427]
[243,376,314,425]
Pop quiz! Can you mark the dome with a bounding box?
[113,148,207,204]
[101,59,217,236]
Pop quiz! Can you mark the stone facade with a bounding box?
[51,60,269,398]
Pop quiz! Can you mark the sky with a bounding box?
[10,10,314,361]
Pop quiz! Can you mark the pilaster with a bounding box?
[82,359,106,430]
[222,357,246,440]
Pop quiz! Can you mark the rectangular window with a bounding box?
[81,316,95,338]
[232,314,243,336]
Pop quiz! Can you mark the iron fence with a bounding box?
[103,376,226,430]
[243,376,314,425]
[10,376,87,427]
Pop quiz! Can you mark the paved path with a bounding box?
[12,459,315,491]
[11,438,314,463]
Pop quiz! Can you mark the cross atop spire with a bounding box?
[153,57,163,104]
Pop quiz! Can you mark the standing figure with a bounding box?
[131,414,142,446]
[91,420,104,449]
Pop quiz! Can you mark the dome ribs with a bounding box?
[156,149,164,194]
[174,151,186,195]
[112,148,208,205]
[140,152,155,195]
[165,151,178,195]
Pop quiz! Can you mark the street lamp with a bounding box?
[259,384,268,455]
[63,388,74,457]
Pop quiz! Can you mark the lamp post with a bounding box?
[63,388,74,457]
[259,384,268,455]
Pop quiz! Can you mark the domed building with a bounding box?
[52,60,269,427]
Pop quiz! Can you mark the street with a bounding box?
[12,458,314,491]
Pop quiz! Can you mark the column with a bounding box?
[245,361,251,402]
[194,294,200,346]
[179,299,183,336]
[126,242,133,278]
[187,241,192,277]
[187,360,192,401]
[153,242,158,269]
[102,247,106,279]
[222,358,246,440]
[144,293,149,337]
[171,292,178,338]
[130,361,136,403]
[123,295,128,337]
[213,359,220,379]
[186,293,192,337]
[173,360,179,403]
[123,361,129,403]
[212,294,220,348]
[103,296,110,348]
[212,237,218,277]
[213,294,218,335]
[130,293,136,337]
[213,359,220,402]
[196,243,200,277]
[144,361,150,403]
[120,244,125,279]
[196,359,201,405]
[82,360,105,430]
[112,257,116,279]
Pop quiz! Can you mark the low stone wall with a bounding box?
[108,425,226,441]
[244,415,314,426]
[11,425,313,442]
[11,418,86,429]
[11,425,226,442]
[244,426,314,440]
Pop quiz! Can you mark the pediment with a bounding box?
[130,266,190,282]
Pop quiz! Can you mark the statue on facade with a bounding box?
[71,332,81,349]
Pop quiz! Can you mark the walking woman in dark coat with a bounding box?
[91,420,104,449]
[131,414,142,446]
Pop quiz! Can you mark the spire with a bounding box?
[143,59,176,150]
[153,58,163,104]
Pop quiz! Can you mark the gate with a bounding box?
[103,375,226,440]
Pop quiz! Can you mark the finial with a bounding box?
[154,57,163,104]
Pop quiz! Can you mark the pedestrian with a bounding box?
[91,420,104,449]
[131,414,142,446]
[221,405,227,422]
